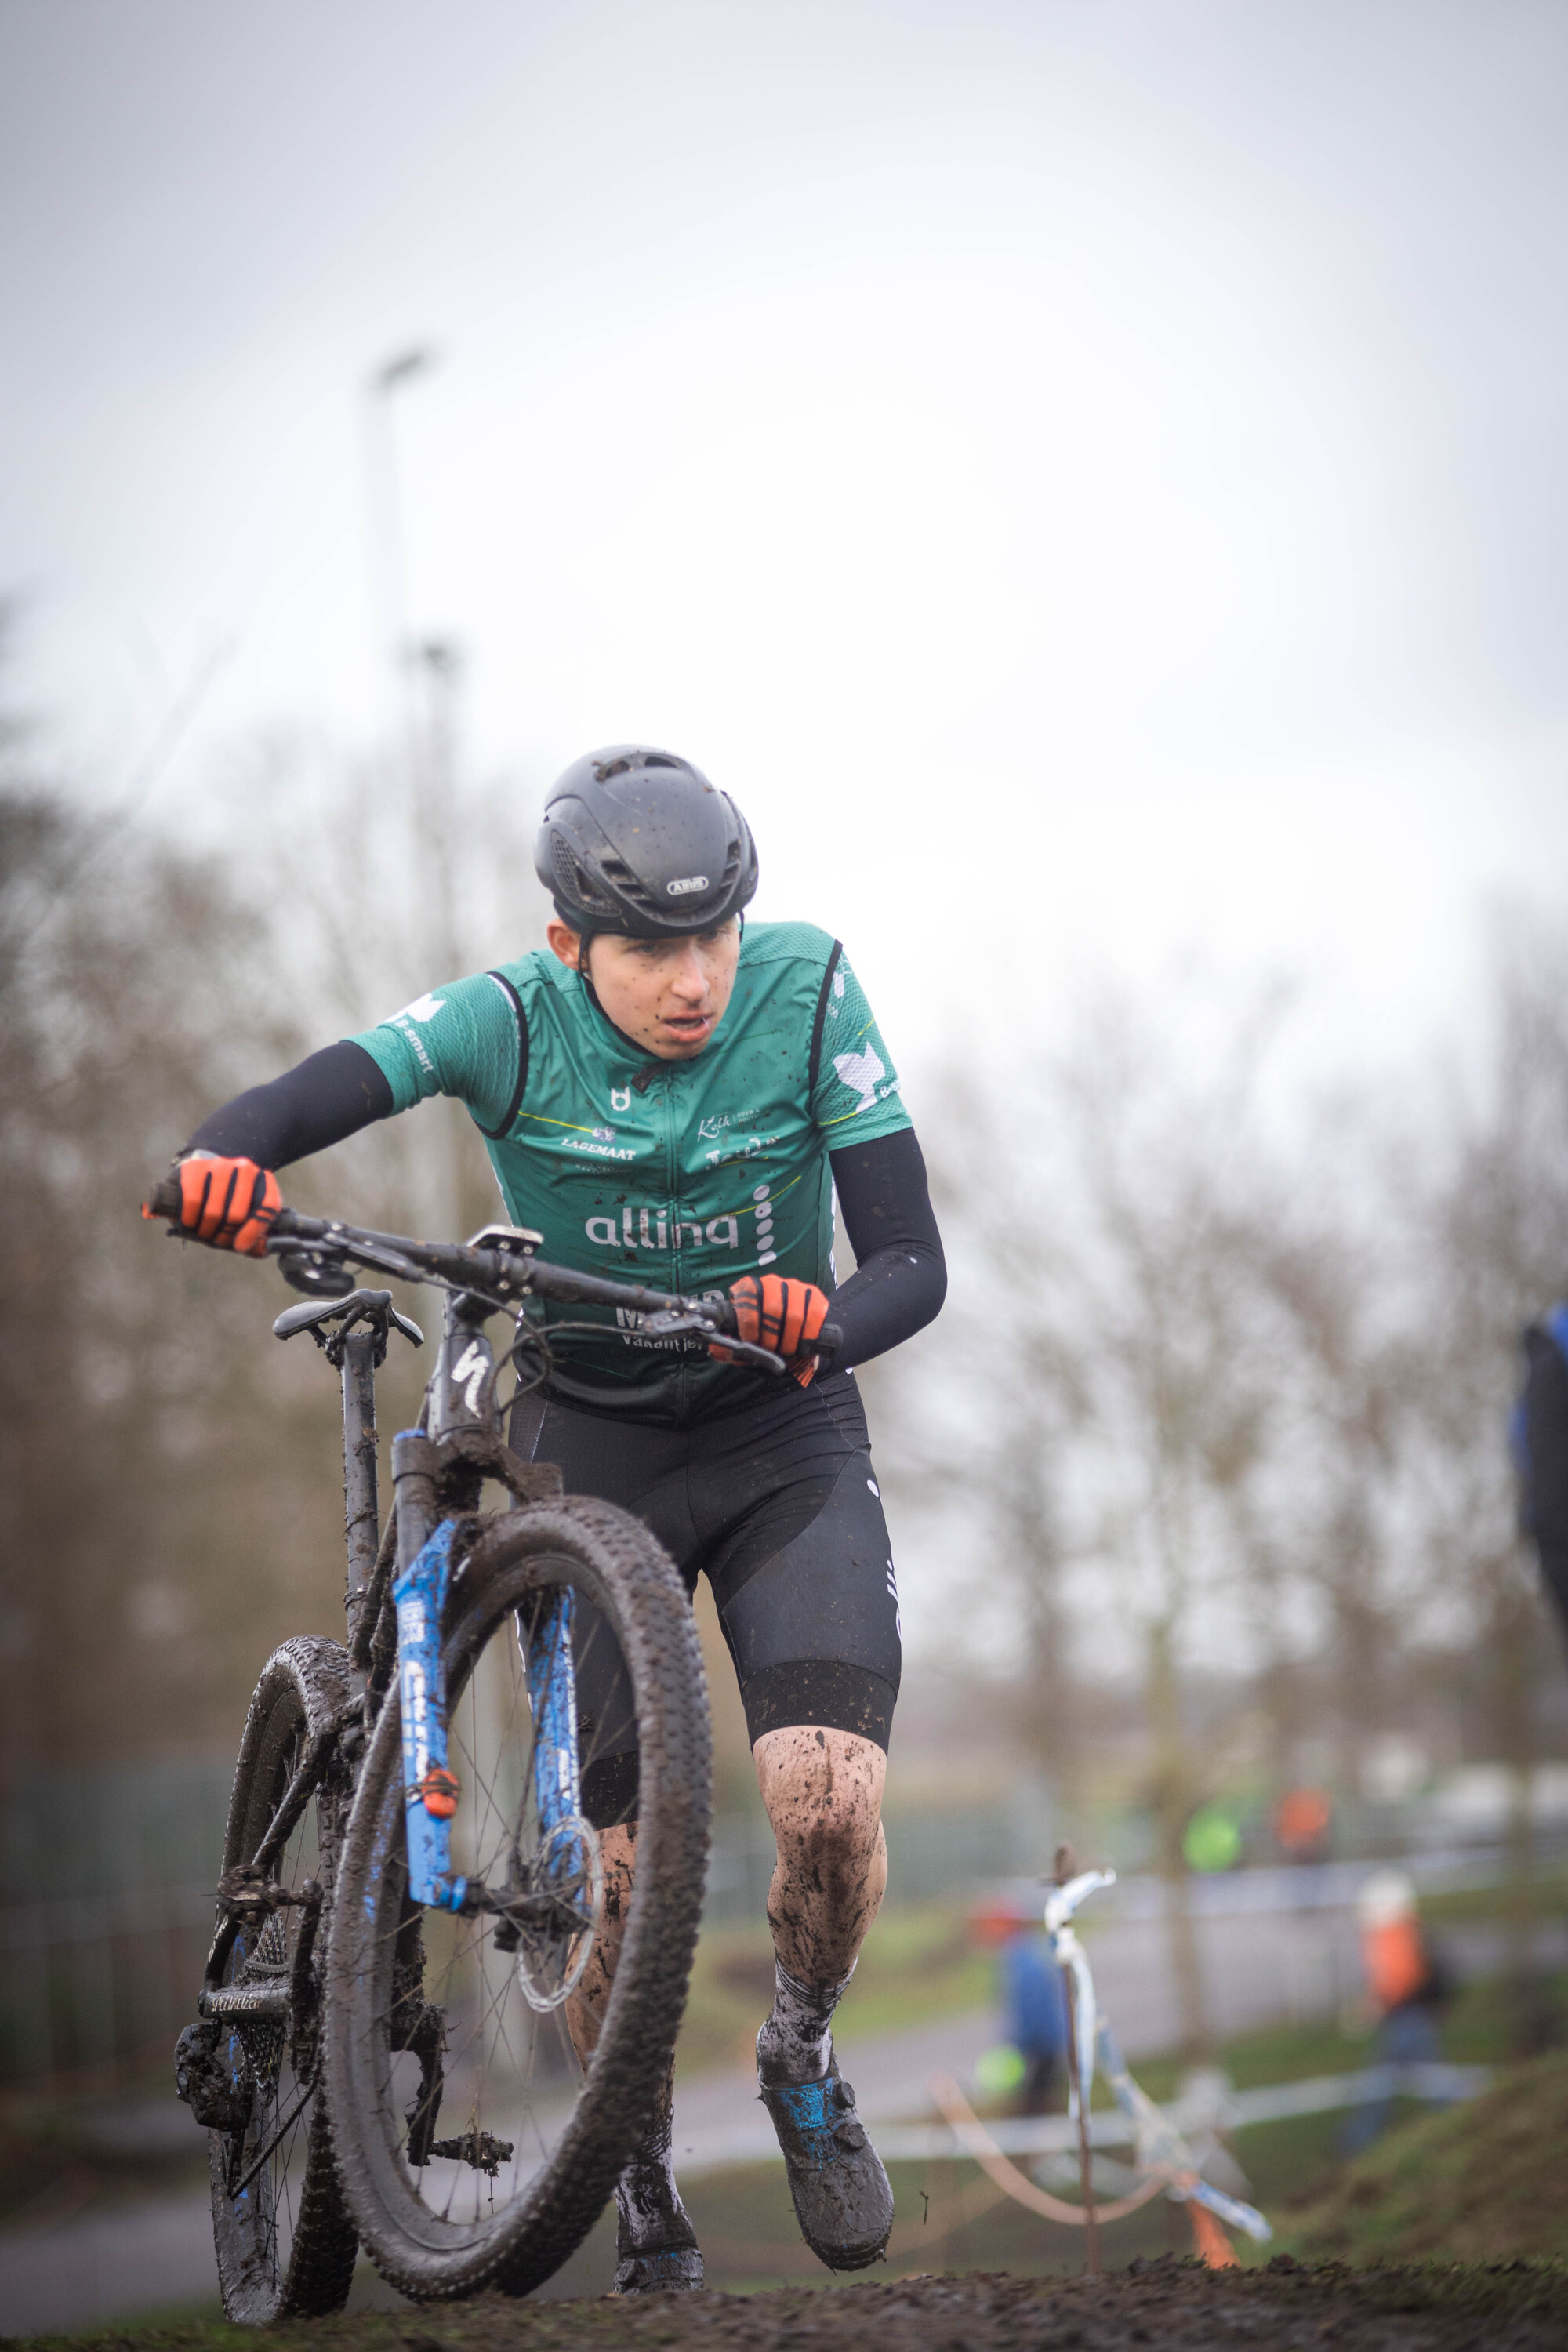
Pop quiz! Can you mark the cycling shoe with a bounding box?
[757,2060,893,2270]
[612,2243,705,2295]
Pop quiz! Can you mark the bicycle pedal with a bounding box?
[217,1864,321,1921]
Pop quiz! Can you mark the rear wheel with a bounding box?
[205,1639,359,2322]
[325,1499,710,2302]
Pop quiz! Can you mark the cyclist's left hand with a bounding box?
[714,1273,830,1387]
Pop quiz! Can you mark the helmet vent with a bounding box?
[597,854,658,912]
[551,833,613,911]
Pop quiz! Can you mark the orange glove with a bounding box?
[716,1273,830,1387]
[147,1156,283,1258]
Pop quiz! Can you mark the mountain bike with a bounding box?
[931,1864,1272,2271]
[149,1182,836,2318]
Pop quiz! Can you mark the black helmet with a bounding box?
[534,745,759,938]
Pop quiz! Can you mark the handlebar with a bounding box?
[143,1181,842,1375]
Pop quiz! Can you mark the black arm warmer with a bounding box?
[185,1040,394,1168]
[826,1127,947,1370]
[185,1051,946,1368]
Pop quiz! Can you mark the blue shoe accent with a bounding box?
[612,2244,704,2294]
[758,2060,893,2270]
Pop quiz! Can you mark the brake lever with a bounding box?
[265,1228,427,1289]
[640,1308,787,1374]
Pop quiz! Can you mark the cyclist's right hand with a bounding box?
[143,1155,283,1257]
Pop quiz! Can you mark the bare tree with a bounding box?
[902,984,1339,2056]
[220,648,546,1245]
[1407,919,1568,2044]
[0,772,341,1786]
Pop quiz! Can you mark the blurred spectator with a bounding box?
[1275,1786,1333,1863]
[1515,1312,1568,1643]
[1343,1868,1448,2150]
[1183,1804,1242,1872]
[970,1895,1069,2114]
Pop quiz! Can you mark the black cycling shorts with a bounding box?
[508,1370,902,1828]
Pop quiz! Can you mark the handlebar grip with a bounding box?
[705,1300,843,1366]
[142,1174,301,1236]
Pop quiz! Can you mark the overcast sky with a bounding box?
[3,0,1566,1083]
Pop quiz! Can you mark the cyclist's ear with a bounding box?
[545,919,585,971]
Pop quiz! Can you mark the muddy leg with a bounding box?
[753,1726,887,2079]
[752,1726,896,2268]
[564,1822,637,2066]
[564,1822,701,2292]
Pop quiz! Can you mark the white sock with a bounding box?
[756,1956,856,2085]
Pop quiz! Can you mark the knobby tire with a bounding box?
[208,1638,359,2321]
[325,1497,711,2301]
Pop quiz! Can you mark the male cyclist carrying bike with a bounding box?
[168,746,946,2290]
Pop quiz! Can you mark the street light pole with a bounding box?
[361,343,440,740]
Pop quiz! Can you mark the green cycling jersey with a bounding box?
[350,920,910,1420]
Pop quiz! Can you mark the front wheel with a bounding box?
[204,1638,359,2322]
[324,1499,711,2302]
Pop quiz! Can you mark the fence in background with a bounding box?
[1,1762,230,2088]
[5,1763,1563,2089]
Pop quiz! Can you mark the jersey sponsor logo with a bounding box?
[666,874,709,895]
[397,992,447,1023]
[612,1305,706,1353]
[698,1104,764,1142]
[583,1208,741,1251]
[564,1136,637,1160]
[611,1087,632,1112]
[392,1018,437,1076]
[702,1128,781,1167]
[832,1044,887,1112]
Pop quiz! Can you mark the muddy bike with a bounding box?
[149,1185,837,2318]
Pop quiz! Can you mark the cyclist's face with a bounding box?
[546,919,741,1058]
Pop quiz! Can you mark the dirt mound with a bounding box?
[1276,2049,1568,2264]
[20,2260,1568,2352]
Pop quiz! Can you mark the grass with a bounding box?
[1269,2046,1568,2263]
[1414,1871,1568,1928]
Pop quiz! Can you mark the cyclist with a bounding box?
[1515,1309,1568,1644]
[163,746,946,2292]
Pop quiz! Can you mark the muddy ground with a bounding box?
[16,2259,1568,2352]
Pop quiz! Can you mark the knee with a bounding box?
[755,1726,886,1871]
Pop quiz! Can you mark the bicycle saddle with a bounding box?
[273,1288,424,1351]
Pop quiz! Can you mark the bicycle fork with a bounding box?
[389,1305,585,1917]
